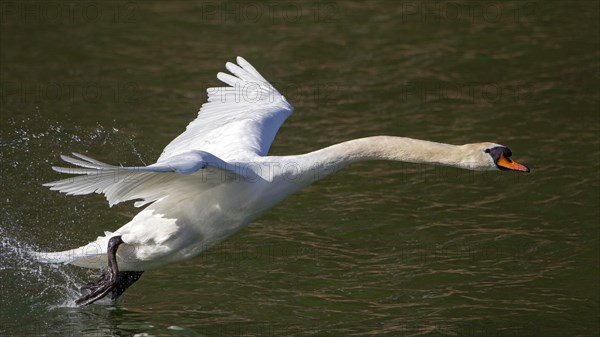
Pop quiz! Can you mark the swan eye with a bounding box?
[484,149,491,153]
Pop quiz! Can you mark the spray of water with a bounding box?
[0,224,82,308]
[0,109,150,309]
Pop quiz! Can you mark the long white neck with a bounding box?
[249,136,491,216]
[291,136,467,185]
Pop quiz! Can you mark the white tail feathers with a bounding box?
[31,231,116,269]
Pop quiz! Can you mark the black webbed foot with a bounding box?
[111,271,144,300]
[79,269,110,295]
[75,236,144,306]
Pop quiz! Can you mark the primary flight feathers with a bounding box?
[44,56,285,207]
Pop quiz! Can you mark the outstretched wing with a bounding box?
[158,56,294,162]
[45,57,286,207]
[44,152,249,207]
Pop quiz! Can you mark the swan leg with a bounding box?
[75,236,143,306]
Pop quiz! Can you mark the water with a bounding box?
[1,1,598,336]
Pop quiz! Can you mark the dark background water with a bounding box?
[1,1,598,336]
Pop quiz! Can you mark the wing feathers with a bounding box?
[46,57,286,207]
[45,151,246,207]
[236,56,269,83]
[59,154,103,169]
[158,56,294,161]
[216,72,242,87]
[71,152,110,165]
[225,62,255,82]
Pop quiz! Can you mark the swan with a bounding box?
[33,57,529,306]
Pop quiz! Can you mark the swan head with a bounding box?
[461,143,530,172]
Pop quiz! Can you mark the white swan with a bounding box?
[34,57,529,305]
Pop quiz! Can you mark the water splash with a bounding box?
[0,109,150,310]
[0,225,81,309]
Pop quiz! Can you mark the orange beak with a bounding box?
[496,153,530,172]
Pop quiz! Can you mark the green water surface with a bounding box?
[1,1,598,336]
